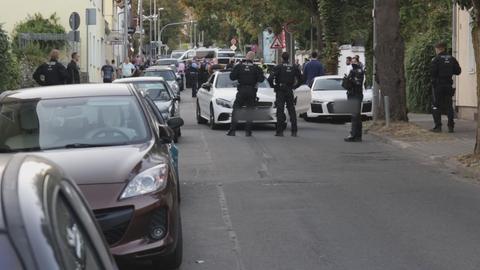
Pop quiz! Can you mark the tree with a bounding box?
[0,24,20,91]
[455,0,480,154]
[374,0,408,121]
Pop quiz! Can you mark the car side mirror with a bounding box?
[159,125,175,143]
[202,83,211,91]
[167,117,184,130]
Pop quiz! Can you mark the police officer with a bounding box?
[268,52,302,137]
[227,51,265,137]
[431,42,461,133]
[33,49,68,86]
[344,57,365,142]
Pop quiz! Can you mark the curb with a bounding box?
[368,131,480,180]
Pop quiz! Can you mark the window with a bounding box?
[0,96,150,151]
[312,79,346,91]
[144,70,176,81]
[132,82,172,101]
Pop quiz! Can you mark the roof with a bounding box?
[1,84,133,101]
[315,75,343,80]
[145,66,175,71]
[113,77,166,83]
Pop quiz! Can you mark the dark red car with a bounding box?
[0,84,183,269]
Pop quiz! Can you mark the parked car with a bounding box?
[216,49,235,65]
[114,77,182,142]
[305,75,373,120]
[0,84,184,269]
[196,71,310,129]
[170,50,186,60]
[143,66,181,98]
[0,154,118,270]
[155,58,179,72]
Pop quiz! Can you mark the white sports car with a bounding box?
[306,75,373,119]
[196,71,311,129]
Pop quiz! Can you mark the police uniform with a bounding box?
[33,59,68,86]
[227,60,265,136]
[268,61,302,136]
[431,51,461,132]
[345,64,364,141]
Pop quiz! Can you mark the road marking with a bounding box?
[216,183,246,270]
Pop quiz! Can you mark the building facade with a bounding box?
[454,7,477,120]
[1,0,122,82]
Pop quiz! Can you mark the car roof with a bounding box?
[157,58,178,61]
[1,84,133,100]
[316,75,343,80]
[146,66,175,71]
[113,77,166,83]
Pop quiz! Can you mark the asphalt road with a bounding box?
[174,90,480,270]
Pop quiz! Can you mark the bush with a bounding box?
[0,25,20,91]
[405,33,446,113]
[11,13,66,87]
[12,13,66,55]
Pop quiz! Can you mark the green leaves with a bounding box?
[0,25,20,92]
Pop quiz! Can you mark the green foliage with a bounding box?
[402,0,452,113]
[12,13,66,55]
[0,24,20,91]
[405,34,436,112]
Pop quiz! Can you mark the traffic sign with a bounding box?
[270,36,284,49]
[230,45,237,51]
[69,12,80,31]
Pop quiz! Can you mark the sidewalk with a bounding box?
[369,113,479,178]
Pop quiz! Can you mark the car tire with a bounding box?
[154,216,183,269]
[196,101,207,124]
[303,114,314,122]
[209,105,219,130]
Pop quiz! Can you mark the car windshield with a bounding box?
[0,96,150,151]
[312,78,346,91]
[216,73,269,89]
[196,50,216,59]
[144,70,176,81]
[157,59,177,66]
[218,52,235,58]
[132,82,172,101]
[170,52,184,59]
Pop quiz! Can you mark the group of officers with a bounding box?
[226,50,364,140]
[226,40,462,140]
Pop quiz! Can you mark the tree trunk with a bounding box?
[374,0,408,121]
[472,25,480,154]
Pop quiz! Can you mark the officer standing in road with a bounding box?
[268,52,303,137]
[344,57,365,142]
[430,42,462,133]
[227,51,265,137]
[33,49,68,86]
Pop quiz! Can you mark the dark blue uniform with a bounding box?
[227,60,265,136]
[268,62,302,136]
[33,60,68,86]
[346,64,364,141]
[431,52,461,132]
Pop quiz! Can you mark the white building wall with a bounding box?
[0,0,116,82]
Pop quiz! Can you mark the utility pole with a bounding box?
[310,16,313,52]
[149,0,152,58]
[139,0,143,57]
[124,0,129,60]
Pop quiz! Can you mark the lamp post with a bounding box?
[158,21,195,55]
[156,7,164,55]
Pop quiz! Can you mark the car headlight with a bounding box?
[120,164,168,199]
[216,98,232,108]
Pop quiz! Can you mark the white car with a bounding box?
[305,75,373,119]
[196,71,311,129]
